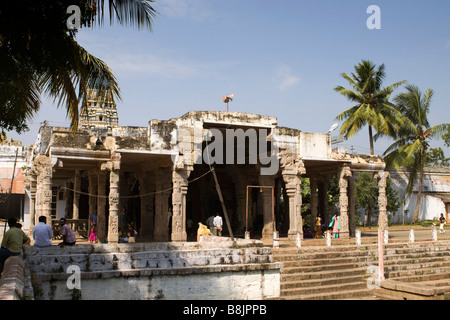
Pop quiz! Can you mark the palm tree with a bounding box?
[0,0,157,136]
[334,60,406,155]
[384,85,450,223]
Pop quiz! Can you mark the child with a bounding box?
[89,224,96,243]
[128,224,137,243]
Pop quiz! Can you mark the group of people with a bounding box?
[206,212,223,236]
[0,215,87,271]
[33,216,78,247]
[307,213,341,239]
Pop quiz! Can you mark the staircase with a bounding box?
[273,240,450,300]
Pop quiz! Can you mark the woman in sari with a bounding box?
[329,213,340,238]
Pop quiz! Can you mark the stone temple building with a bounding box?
[25,110,389,243]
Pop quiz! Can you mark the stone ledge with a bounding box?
[375,279,446,300]
[34,262,283,281]
[0,256,25,300]
[24,239,265,256]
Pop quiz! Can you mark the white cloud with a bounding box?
[106,53,197,79]
[275,64,300,91]
[103,52,237,80]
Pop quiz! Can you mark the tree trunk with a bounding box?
[368,125,374,155]
[411,149,425,223]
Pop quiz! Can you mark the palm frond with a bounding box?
[38,36,121,133]
[93,0,158,30]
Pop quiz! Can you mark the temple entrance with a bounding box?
[186,163,237,239]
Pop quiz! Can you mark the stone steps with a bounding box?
[24,242,275,273]
[273,241,450,300]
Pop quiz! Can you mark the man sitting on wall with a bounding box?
[59,218,76,247]
[33,216,53,247]
[0,217,30,272]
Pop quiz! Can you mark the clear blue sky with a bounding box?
[9,0,450,156]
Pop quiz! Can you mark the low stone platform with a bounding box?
[25,238,282,300]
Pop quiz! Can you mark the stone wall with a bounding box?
[25,240,282,300]
[0,255,33,300]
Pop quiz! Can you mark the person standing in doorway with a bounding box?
[213,212,223,236]
[439,213,446,234]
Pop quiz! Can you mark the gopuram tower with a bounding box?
[79,87,118,131]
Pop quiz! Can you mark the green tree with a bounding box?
[425,147,450,168]
[354,172,401,225]
[384,85,450,223]
[0,0,157,137]
[334,60,406,155]
[354,172,378,225]
[442,126,450,147]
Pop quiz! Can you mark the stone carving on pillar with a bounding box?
[280,151,306,239]
[33,156,53,225]
[106,153,121,243]
[374,170,389,231]
[171,163,192,242]
[338,165,352,239]
[72,170,81,220]
[97,169,107,243]
[25,172,37,230]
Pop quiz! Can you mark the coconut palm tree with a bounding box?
[384,85,450,223]
[0,0,157,136]
[334,60,406,155]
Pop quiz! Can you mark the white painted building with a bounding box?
[389,167,450,223]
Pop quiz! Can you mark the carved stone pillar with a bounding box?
[284,175,303,239]
[348,173,356,237]
[319,176,330,227]
[29,174,37,229]
[72,170,81,220]
[154,167,172,242]
[97,170,107,243]
[259,175,275,239]
[338,165,352,239]
[375,170,389,231]
[107,154,121,243]
[35,157,53,225]
[171,166,192,242]
[310,176,318,234]
[280,151,305,239]
[88,170,98,219]
[140,171,155,240]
